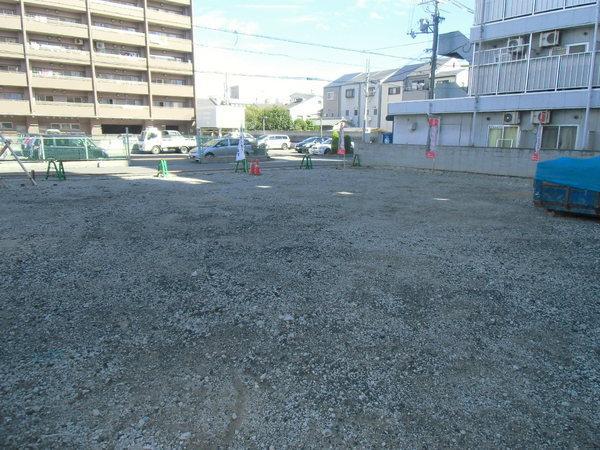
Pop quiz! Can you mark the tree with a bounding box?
[245,105,293,131]
[293,118,306,131]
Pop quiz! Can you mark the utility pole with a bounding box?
[409,0,443,150]
[428,0,440,100]
[363,58,370,144]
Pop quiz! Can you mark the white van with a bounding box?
[257,134,291,150]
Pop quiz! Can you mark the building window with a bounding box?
[388,86,401,95]
[373,108,378,115]
[345,109,349,117]
[354,109,358,116]
[50,123,81,131]
[487,125,520,148]
[566,43,588,54]
[368,86,375,97]
[1,92,24,100]
[0,122,13,130]
[541,125,577,149]
[345,89,355,99]
[67,96,86,103]
[36,94,54,102]
[326,91,334,100]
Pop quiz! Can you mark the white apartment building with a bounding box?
[388,0,600,150]
[0,0,196,135]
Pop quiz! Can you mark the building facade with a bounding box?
[0,0,196,135]
[389,0,600,150]
[324,60,468,132]
[287,93,323,122]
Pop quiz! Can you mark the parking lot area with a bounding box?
[1,166,599,448]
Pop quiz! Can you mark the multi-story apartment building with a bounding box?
[0,0,196,135]
[323,59,468,132]
[388,0,600,150]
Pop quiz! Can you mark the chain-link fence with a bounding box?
[1,133,130,162]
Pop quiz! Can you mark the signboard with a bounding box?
[532,125,543,162]
[236,129,246,161]
[338,122,346,155]
[426,117,440,159]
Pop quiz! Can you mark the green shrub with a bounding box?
[344,135,353,154]
[331,130,340,152]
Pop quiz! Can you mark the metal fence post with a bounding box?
[84,138,89,160]
[125,126,130,160]
[40,135,45,160]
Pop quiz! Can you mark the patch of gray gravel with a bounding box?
[1,166,599,448]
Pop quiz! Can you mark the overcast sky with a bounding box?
[194,0,475,103]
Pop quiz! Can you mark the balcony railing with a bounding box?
[470,51,600,95]
[475,0,597,24]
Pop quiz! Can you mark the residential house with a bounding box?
[388,0,600,150]
[286,93,323,121]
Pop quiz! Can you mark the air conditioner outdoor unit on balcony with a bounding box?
[96,41,105,50]
[532,110,551,125]
[540,31,560,47]
[74,38,84,45]
[507,37,524,48]
[503,111,520,125]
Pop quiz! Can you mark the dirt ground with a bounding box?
[1,166,599,449]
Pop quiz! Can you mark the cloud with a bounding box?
[195,10,259,34]
[369,11,383,19]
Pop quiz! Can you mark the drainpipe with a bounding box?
[469,0,486,147]
[581,0,600,150]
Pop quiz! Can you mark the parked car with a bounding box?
[22,136,109,160]
[308,138,333,155]
[224,131,257,145]
[188,138,254,160]
[257,134,291,150]
[138,127,196,154]
[295,136,326,153]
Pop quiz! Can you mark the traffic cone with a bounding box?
[253,160,262,175]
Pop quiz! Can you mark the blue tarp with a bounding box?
[535,156,600,192]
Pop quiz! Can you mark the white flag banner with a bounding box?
[236,132,246,162]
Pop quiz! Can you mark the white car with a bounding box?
[309,138,333,155]
[257,134,291,150]
[138,127,196,154]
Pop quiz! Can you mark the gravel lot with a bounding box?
[1,166,599,448]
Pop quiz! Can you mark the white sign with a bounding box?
[236,130,246,161]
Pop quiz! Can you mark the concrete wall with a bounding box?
[356,142,600,178]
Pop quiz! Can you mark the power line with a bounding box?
[195,43,365,69]
[195,25,425,61]
[194,70,332,82]
[367,40,431,51]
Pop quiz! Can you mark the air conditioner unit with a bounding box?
[540,30,560,47]
[532,110,551,125]
[503,111,520,125]
[74,38,84,45]
[507,37,524,48]
[96,41,105,50]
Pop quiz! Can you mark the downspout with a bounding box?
[581,0,600,150]
[190,0,199,134]
[469,0,486,147]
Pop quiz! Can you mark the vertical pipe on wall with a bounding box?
[581,0,600,149]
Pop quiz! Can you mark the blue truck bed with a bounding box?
[534,156,600,217]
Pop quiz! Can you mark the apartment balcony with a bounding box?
[151,83,193,97]
[92,26,146,47]
[162,0,191,5]
[0,42,24,59]
[148,34,193,53]
[33,101,95,118]
[26,17,88,39]
[149,57,192,74]
[0,99,30,115]
[471,51,600,95]
[94,52,147,70]
[475,0,596,24]
[146,9,191,29]
[0,71,27,87]
[31,74,93,91]
[24,0,86,12]
[98,104,150,119]
[28,45,90,65]
[96,78,149,95]
[0,13,20,31]
[90,0,144,22]
[152,106,194,121]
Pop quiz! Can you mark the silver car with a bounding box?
[191,138,253,158]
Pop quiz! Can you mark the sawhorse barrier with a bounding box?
[46,159,66,181]
[234,159,249,173]
[300,154,313,169]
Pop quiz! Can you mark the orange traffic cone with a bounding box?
[254,160,262,175]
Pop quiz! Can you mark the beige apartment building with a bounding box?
[0,0,196,135]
